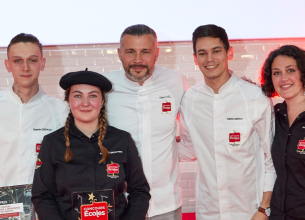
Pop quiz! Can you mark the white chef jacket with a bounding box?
[105,66,187,217]
[179,72,275,220]
[0,86,69,187]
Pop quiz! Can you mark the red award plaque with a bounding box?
[81,202,108,220]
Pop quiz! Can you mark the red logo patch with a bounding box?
[107,164,119,174]
[162,102,171,113]
[297,140,305,154]
[229,132,240,142]
[81,202,108,220]
[35,158,42,169]
[36,143,41,154]
[297,140,305,150]
[106,161,119,178]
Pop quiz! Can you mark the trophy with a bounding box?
[72,189,115,220]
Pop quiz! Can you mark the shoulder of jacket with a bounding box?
[154,66,179,76]
[105,70,124,78]
[0,89,8,100]
[42,94,68,108]
[44,127,65,140]
[106,126,132,139]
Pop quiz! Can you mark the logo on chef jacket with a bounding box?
[229,130,240,146]
[35,158,42,169]
[162,100,172,114]
[297,139,305,154]
[35,142,42,155]
[80,193,110,220]
[106,161,119,178]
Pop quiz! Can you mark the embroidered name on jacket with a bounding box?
[33,128,52,131]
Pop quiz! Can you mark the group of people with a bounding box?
[0,23,304,220]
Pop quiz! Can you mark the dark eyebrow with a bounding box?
[197,46,222,53]
[285,65,296,68]
[12,55,39,58]
[272,65,297,71]
[72,90,82,94]
[72,90,100,94]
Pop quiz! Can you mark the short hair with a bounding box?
[261,45,305,97]
[120,24,157,47]
[192,24,230,55]
[7,33,43,55]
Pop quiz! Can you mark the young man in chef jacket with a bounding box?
[178,24,275,220]
[0,33,69,187]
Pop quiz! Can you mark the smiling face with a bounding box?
[271,55,304,100]
[68,84,104,126]
[5,42,45,89]
[193,37,233,83]
[118,34,159,85]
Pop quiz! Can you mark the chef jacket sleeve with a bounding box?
[254,97,276,192]
[122,134,151,220]
[31,136,65,220]
[177,103,197,162]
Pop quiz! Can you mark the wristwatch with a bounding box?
[258,207,271,217]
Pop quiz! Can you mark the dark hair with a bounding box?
[192,24,230,55]
[120,24,157,46]
[63,87,109,163]
[261,45,305,97]
[7,33,43,55]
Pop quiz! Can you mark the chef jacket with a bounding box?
[105,66,187,217]
[179,72,276,220]
[270,102,305,220]
[31,120,150,220]
[0,86,69,187]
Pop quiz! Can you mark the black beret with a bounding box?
[59,68,112,92]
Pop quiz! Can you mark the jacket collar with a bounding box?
[202,70,237,95]
[8,85,44,104]
[69,117,100,140]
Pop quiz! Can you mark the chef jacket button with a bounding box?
[289,134,290,135]
[277,109,280,112]
[284,114,287,116]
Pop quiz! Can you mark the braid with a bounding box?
[63,113,73,162]
[98,107,109,163]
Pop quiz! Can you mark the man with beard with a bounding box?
[0,33,69,187]
[105,24,187,220]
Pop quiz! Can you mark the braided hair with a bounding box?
[63,87,109,163]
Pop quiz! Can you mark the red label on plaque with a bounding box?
[297,140,305,150]
[0,212,19,218]
[81,202,108,220]
[107,163,119,174]
[36,143,41,154]
[229,132,240,142]
[162,102,171,113]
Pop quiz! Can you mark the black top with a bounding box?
[270,102,305,220]
[31,121,150,220]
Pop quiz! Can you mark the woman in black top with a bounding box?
[261,45,305,220]
[32,69,150,220]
